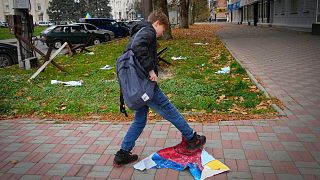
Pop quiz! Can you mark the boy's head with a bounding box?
[148,10,169,38]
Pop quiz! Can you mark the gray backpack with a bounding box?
[116,27,156,116]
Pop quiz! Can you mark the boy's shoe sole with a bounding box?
[113,158,138,167]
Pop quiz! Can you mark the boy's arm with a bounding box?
[132,28,157,74]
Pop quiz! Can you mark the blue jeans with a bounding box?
[121,87,194,152]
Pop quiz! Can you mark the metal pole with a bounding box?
[14,9,33,69]
[316,0,319,23]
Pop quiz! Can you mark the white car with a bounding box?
[71,23,115,41]
[37,21,49,26]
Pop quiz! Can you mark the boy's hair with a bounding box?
[147,10,169,29]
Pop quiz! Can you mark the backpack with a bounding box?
[116,27,156,116]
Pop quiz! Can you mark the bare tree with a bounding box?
[153,0,173,39]
[180,0,190,28]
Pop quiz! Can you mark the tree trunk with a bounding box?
[142,0,153,19]
[153,0,173,39]
[180,0,189,28]
[190,1,195,25]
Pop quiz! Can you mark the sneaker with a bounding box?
[186,132,206,150]
[113,149,138,167]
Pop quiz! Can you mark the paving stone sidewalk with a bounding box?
[1,24,320,180]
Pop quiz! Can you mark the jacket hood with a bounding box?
[130,20,154,37]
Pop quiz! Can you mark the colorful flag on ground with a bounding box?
[134,138,230,180]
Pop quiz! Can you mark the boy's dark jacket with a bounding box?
[126,20,158,75]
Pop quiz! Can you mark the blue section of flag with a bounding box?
[151,153,202,180]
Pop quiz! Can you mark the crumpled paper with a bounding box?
[51,80,83,86]
[171,56,187,60]
[215,66,230,74]
[100,65,113,70]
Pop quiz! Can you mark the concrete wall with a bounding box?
[272,0,317,28]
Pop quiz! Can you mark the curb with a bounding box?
[218,37,287,117]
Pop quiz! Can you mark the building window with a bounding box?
[38,14,43,21]
[280,0,285,15]
[37,3,41,11]
[302,0,311,13]
[290,0,298,13]
[5,4,10,12]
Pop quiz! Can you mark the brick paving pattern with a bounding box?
[1,24,320,179]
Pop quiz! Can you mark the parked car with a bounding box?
[0,21,8,28]
[71,23,115,41]
[0,43,18,68]
[80,18,129,38]
[40,25,107,49]
[117,21,130,29]
[37,21,50,26]
[126,20,142,27]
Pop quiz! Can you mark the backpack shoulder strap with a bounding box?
[120,90,128,117]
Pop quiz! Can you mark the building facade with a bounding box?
[0,0,51,23]
[210,0,228,22]
[110,0,138,20]
[228,0,320,31]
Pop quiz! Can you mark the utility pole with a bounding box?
[13,0,34,69]
[142,0,152,19]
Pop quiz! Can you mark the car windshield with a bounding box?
[42,25,56,33]
[111,21,119,27]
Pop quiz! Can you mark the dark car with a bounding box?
[0,43,18,68]
[41,25,107,49]
[80,18,129,38]
[71,23,115,41]
[117,21,130,29]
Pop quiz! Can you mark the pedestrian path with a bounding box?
[0,24,320,180]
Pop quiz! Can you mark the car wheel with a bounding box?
[53,40,63,49]
[93,38,101,45]
[105,34,111,41]
[0,54,12,68]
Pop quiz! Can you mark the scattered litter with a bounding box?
[51,80,83,86]
[100,65,113,70]
[171,56,187,60]
[194,42,209,45]
[85,52,95,55]
[104,79,117,83]
[215,66,230,74]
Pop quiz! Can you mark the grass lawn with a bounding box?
[0,26,47,40]
[0,24,278,121]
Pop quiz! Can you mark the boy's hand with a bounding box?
[149,70,158,82]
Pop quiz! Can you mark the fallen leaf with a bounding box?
[26,96,32,101]
[216,94,226,103]
[187,118,196,122]
[11,160,18,164]
[16,90,23,97]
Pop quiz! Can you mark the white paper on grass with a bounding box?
[215,66,230,74]
[86,52,95,55]
[51,80,83,86]
[100,65,113,70]
[194,42,209,45]
[171,56,187,60]
[201,149,215,166]
[133,153,157,171]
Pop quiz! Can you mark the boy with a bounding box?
[114,10,206,166]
